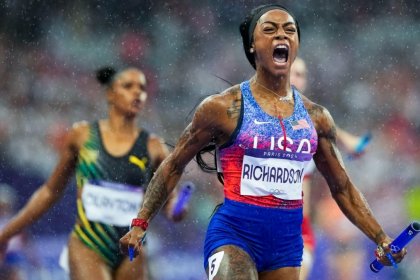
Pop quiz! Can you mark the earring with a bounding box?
[250,48,254,53]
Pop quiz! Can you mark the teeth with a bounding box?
[275,45,288,50]
[273,44,288,64]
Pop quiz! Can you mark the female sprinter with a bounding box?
[0,67,177,280]
[120,4,406,280]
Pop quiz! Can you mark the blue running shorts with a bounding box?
[204,199,303,272]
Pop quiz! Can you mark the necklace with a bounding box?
[254,80,293,102]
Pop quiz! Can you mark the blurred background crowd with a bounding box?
[0,0,419,279]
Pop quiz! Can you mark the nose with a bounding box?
[275,35,285,40]
[274,28,287,40]
[132,86,142,97]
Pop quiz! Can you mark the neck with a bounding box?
[253,69,291,97]
[107,109,137,135]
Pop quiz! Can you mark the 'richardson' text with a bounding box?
[242,164,304,184]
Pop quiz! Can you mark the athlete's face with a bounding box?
[108,69,147,117]
[290,58,307,92]
[252,9,299,75]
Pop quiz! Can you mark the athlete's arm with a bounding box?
[309,104,405,265]
[120,87,240,255]
[147,135,179,220]
[0,123,82,243]
[148,135,170,171]
[140,97,224,221]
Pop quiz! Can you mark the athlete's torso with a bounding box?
[76,121,151,188]
[218,80,318,208]
[73,121,152,267]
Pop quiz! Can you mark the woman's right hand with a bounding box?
[119,226,146,259]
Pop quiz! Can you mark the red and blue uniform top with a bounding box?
[218,80,318,209]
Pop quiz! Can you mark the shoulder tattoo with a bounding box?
[226,90,241,119]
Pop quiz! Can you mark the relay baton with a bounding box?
[172,181,195,217]
[128,228,147,262]
[129,247,134,262]
[348,132,372,160]
[370,221,420,273]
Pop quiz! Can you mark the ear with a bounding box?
[250,42,255,53]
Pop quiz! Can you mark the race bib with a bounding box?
[240,149,311,200]
[81,180,143,227]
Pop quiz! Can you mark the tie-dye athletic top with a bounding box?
[218,81,318,209]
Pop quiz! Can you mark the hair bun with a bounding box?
[96,67,117,85]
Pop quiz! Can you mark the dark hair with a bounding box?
[195,143,224,185]
[96,66,117,86]
[239,4,300,69]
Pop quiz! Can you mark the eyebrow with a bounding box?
[260,20,296,27]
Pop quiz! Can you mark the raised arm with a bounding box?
[309,104,405,265]
[0,123,82,245]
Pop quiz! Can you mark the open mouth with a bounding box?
[132,99,141,108]
[273,44,289,64]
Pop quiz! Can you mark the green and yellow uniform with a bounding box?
[73,121,151,268]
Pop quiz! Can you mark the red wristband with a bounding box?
[131,218,149,231]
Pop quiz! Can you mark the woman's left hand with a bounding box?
[375,236,407,266]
